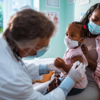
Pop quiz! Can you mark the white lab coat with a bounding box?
[0,35,65,100]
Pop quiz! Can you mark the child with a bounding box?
[44,22,88,96]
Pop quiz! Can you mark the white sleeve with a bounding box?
[25,63,43,80]
[28,87,65,100]
[0,79,65,100]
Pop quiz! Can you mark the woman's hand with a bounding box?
[54,57,66,69]
[81,44,90,63]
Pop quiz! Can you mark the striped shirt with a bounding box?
[94,35,100,88]
[61,46,88,89]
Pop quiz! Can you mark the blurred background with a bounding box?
[0,0,99,59]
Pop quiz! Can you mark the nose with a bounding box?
[97,21,100,26]
[68,35,71,40]
[95,20,100,26]
[68,35,70,38]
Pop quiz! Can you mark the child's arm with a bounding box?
[54,57,71,73]
[54,56,83,73]
[72,56,83,64]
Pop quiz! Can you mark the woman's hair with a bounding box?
[3,8,55,51]
[80,3,100,24]
[71,21,88,38]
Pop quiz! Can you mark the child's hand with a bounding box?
[46,77,61,93]
[54,57,66,69]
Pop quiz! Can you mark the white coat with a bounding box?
[0,34,72,100]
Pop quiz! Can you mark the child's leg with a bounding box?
[68,88,85,96]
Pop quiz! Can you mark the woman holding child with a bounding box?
[44,3,100,100]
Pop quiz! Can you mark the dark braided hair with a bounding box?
[71,21,88,38]
[80,3,100,25]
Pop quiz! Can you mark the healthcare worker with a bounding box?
[0,8,85,100]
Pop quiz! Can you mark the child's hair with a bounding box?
[80,3,100,24]
[71,21,88,38]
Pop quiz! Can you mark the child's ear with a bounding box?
[79,38,84,44]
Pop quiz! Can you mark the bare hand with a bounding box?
[46,77,61,93]
[54,57,66,69]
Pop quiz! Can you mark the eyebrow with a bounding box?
[94,15,99,19]
[70,32,76,35]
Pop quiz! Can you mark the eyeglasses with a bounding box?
[37,45,49,51]
[33,45,49,52]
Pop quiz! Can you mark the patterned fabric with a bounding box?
[61,46,88,89]
[94,35,100,88]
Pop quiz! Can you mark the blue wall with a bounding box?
[65,1,75,27]
[75,0,100,21]
[39,0,66,59]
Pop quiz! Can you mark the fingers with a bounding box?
[79,63,86,71]
[72,61,80,69]
[55,79,60,87]
[81,44,88,51]
[77,63,84,70]
[47,78,59,93]
[77,63,86,77]
[81,44,85,50]
[49,79,56,90]
[81,64,86,73]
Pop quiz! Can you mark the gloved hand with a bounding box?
[68,61,86,82]
[59,61,86,96]
[47,63,61,74]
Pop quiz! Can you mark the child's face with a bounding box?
[66,24,82,41]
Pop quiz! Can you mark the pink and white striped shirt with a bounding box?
[94,35,100,88]
[61,46,88,89]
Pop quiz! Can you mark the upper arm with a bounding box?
[71,56,83,64]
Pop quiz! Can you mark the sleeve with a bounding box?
[59,76,75,96]
[95,62,100,77]
[25,63,43,80]
[24,77,74,100]
[1,79,65,100]
[70,49,82,60]
[39,64,49,75]
[59,77,65,82]
[95,38,100,77]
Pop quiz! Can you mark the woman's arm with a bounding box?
[88,59,97,71]
[81,44,97,71]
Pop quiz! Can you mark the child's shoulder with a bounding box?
[69,46,81,53]
[67,46,82,56]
